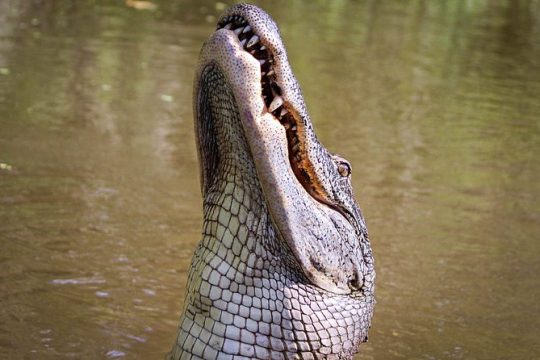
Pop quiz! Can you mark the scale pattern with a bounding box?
[168,66,373,360]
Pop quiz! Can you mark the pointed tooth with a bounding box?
[268,96,284,113]
[223,23,233,29]
[242,25,252,33]
[246,34,259,48]
[260,45,266,50]
[267,69,275,76]
[291,124,297,131]
[240,38,247,47]
[280,108,288,116]
[292,142,300,152]
[234,27,244,35]
[259,59,266,65]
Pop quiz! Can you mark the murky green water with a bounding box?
[1,1,539,359]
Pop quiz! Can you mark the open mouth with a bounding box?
[209,10,371,295]
[217,16,323,205]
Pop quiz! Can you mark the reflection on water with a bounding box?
[0,1,538,359]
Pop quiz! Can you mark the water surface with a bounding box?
[0,1,539,359]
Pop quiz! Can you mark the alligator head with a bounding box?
[169,4,375,359]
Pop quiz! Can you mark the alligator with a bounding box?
[168,4,375,359]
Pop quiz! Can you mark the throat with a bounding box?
[196,61,279,269]
[197,63,255,194]
[202,168,270,269]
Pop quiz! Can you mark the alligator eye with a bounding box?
[337,162,351,177]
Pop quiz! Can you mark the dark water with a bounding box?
[1,1,539,359]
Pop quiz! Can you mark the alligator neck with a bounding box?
[168,4,374,359]
[169,63,372,360]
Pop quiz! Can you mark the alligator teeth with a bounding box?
[280,108,288,116]
[260,45,266,50]
[268,96,283,113]
[292,142,300,152]
[223,23,233,30]
[267,69,275,76]
[246,34,259,48]
[259,59,266,65]
[234,27,244,35]
[240,38,247,47]
[242,25,252,33]
[291,124,297,131]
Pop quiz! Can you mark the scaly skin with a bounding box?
[168,4,375,359]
